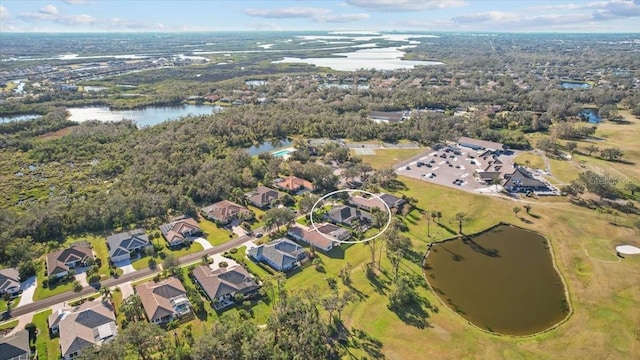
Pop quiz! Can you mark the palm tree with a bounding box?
[454,212,468,234]
[425,211,432,237]
[100,287,113,303]
[513,206,522,218]
[72,280,83,301]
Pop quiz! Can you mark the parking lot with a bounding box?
[395,145,518,193]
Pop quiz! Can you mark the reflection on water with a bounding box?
[424,225,568,335]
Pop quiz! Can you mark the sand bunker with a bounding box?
[616,245,640,255]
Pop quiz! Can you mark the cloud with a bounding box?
[62,0,89,4]
[345,0,467,11]
[39,5,59,16]
[320,13,370,23]
[527,0,640,19]
[451,11,592,29]
[0,5,9,20]
[244,6,368,23]
[244,7,330,19]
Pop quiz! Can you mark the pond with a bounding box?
[580,108,601,123]
[66,104,219,127]
[244,139,293,156]
[424,224,568,335]
[561,81,591,89]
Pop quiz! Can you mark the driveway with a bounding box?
[193,237,213,250]
[117,282,134,299]
[209,253,239,271]
[6,312,33,336]
[16,276,36,308]
[75,272,89,287]
[113,260,135,275]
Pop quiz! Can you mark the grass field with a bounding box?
[32,309,59,360]
[351,148,426,170]
[198,218,236,246]
[514,152,546,170]
[33,261,75,301]
[0,319,17,332]
[333,124,640,359]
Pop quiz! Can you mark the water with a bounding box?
[272,45,443,71]
[66,104,218,127]
[580,108,601,123]
[424,225,568,335]
[0,114,42,123]
[245,139,293,156]
[561,82,591,89]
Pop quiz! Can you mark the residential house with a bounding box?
[245,186,280,208]
[191,264,260,309]
[46,245,94,278]
[327,205,373,227]
[159,217,202,248]
[348,195,386,212]
[274,176,314,194]
[106,229,151,264]
[248,239,306,272]
[287,223,350,252]
[476,171,502,184]
[0,329,31,360]
[0,268,21,297]
[201,200,253,225]
[378,193,406,210]
[48,300,117,360]
[503,167,551,193]
[457,136,506,152]
[135,277,192,324]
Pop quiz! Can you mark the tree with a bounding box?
[119,294,145,323]
[585,144,599,156]
[598,104,619,121]
[523,204,532,214]
[431,210,442,224]
[600,147,623,161]
[339,263,352,286]
[388,275,416,310]
[425,211,432,237]
[122,321,167,360]
[100,287,112,302]
[263,207,296,233]
[578,171,616,200]
[162,254,179,273]
[72,279,83,297]
[513,206,521,218]
[625,182,640,196]
[536,137,556,155]
[453,212,469,234]
[565,141,578,154]
[298,194,320,218]
[560,181,585,199]
[17,260,37,280]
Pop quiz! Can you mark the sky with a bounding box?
[0,0,639,33]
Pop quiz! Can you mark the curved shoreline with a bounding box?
[421,222,573,338]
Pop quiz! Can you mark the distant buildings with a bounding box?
[245,186,280,208]
[503,167,552,193]
[274,176,314,194]
[458,137,506,152]
[201,200,253,225]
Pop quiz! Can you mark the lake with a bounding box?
[424,225,568,335]
[272,45,443,71]
[1,104,220,127]
[580,108,601,123]
[245,139,293,156]
[561,82,591,89]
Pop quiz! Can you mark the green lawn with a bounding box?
[0,296,20,312]
[32,309,59,360]
[225,246,273,279]
[34,261,76,301]
[198,218,236,246]
[514,152,546,170]
[0,319,18,332]
[131,240,203,270]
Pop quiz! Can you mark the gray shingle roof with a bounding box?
[106,229,149,259]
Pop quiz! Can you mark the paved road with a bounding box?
[7,234,253,318]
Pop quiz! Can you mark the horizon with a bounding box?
[1,0,639,33]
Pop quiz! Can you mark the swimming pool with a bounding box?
[272,147,295,157]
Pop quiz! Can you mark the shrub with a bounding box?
[219,261,228,268]
[229,248,238,254]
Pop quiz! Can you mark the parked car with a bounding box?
[255,232,263,238]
